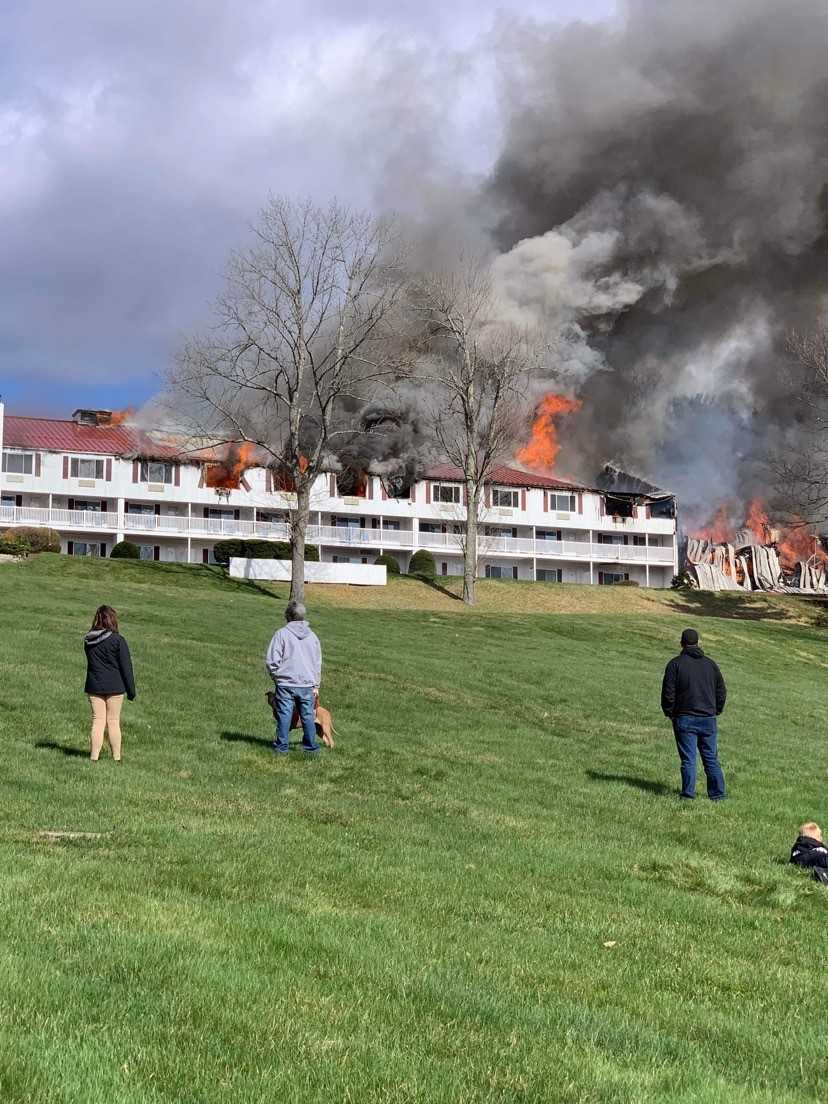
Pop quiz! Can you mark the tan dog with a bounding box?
[265,691,336,749]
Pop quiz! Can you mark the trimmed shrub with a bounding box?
[374,553,400,575]
[212,539,319,566]
[0,534,31,558]
[5,526,60,554]
[616,579,640,587]
[110,540,141,560]
[408,549,436,579]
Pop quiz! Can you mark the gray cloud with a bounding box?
[0,0,613,403]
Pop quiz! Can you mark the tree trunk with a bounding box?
[463,482,478,605]
[290,482,311,605]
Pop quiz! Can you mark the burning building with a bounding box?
[686,503,828,594]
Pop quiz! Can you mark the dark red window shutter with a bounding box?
[132,460,140,483]
[174,464,180,487]
[425,483,431,504]
[265,469,273,493]
[100,500,107,512]
[35,454,42,477]
[63,456,69,479]
[105,458,112,481]
[521,489,527,511]
[543,491,548,511]
[484,486,491,508]
[329,473,336,496]
[463,486,468,506]
[381,482,387,500]
[577,493,583,513]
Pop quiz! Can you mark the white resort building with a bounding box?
[0,405,679,587]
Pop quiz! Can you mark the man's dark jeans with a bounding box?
[673,714,726,800]
[273,685,319,754]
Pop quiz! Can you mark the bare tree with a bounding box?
[167,197,407,602]
[411,264,540,605]
[770,329,828,529]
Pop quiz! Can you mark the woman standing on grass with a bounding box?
[83,605,136,762]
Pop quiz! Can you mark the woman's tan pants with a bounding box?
[88,694,124,761]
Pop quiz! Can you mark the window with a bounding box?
[597,532,624,544]
[70,457,105,480]
[633,535,647,547]
[598,571,629,585]
[419,522,443,534]
[491,488,519,508]
[485,564,503,579]
[2,451,34,475]
[2,493,17,507]
[433,483,461,504]
[71,542,103,558]
[70,499,102,513]
[137,544,155,561]
[550,493,577,512]
[381,519,401,531]
[536,529,563,542]
[441,562,448,576]
[140,461,174,484]
[537,568,563,583]
[126,503,155,516]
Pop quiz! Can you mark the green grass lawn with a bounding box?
[0,555,826,1103]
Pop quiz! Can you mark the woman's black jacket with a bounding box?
[84,630,136,700]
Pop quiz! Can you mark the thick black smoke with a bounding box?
[484,0,828,508]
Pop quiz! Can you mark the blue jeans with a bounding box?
[272,685,319,754]
[673,714,726,799]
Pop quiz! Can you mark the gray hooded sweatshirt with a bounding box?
[265,621,322,689]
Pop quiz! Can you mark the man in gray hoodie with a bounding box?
[265,600,323,754]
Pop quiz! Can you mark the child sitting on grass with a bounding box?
[790,823,828,885]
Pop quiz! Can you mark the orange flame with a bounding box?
[204,442,257,490]
[776,516,827,571]
[695,503,734,544]
[516,393,581,473]
[109,408,135,426]
[744,498,769,544]
[298,455,309,474]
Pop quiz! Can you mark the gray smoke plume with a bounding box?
[481,0,828,509]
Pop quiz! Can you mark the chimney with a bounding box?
[72,409,113,427]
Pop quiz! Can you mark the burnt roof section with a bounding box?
[595,462,673,499]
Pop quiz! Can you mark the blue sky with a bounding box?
[0,0,618,416]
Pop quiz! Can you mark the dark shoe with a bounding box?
[271,745,289,755]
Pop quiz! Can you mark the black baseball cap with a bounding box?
[681,628,699,647]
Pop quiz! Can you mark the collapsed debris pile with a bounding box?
[686,515,828,595]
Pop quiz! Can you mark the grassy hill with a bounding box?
[0,555,826,1103]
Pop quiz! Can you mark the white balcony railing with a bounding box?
[0,505,675,564]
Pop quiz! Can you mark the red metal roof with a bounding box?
[3,416,182,459]
[424,463,587,491]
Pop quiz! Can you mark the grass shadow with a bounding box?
[414,575,464,602]
[586,769,673,796]
[34,740,88,758]
[221,731,273,749]
[665,589,792,622]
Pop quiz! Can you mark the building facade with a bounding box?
[0,406,679,586]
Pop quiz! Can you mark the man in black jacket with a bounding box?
[661,628,727,800]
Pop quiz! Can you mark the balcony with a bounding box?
[0,506,675,564]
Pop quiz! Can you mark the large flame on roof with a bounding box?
[109,408,135,427]
[516,393,581,473]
